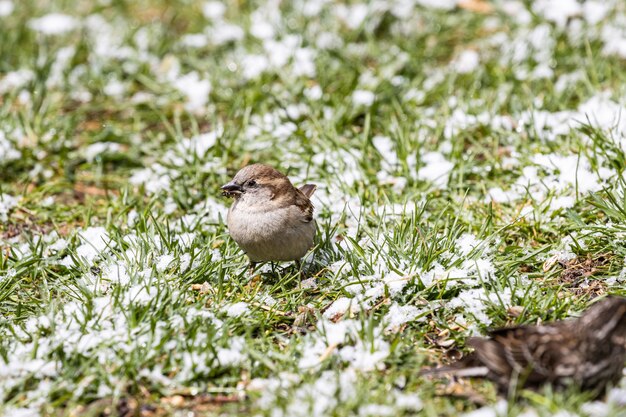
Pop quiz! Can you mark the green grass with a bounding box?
[2,0,626,416]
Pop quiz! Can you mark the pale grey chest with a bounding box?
[227,203,315,262]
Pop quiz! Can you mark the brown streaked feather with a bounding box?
[294,189,314,222]
[578,297,626,341]
[420,296,626,396]
[468,337,514,377]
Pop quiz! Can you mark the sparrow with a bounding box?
[421,296,626,397]
[220,164,317,269]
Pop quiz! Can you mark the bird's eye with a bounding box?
[247,179,257,187]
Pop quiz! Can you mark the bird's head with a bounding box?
[221,163,294,205]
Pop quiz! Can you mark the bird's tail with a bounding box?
[299,184,317,198]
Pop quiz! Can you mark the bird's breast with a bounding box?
[226,203,315,262]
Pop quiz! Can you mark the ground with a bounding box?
[1,0,626,416]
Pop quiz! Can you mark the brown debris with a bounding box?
[458,0,494,14]
[445,348,463,362]
[73,392,245,417]
[190,282,214,295]
[160,395,185,407]
[557,254,611,297]
[293,305,316,327]
[435,380,488,406]
[559,254,608,282]
[569,279,607,298]
[159,392,244,414]
[424,324,459,354]
[1,210,51,240]
[507,306,524,318]
[74,182,118,197]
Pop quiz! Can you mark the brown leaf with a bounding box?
[74,182,114,197]
[458,0,493,14]
[81,120,103,131]
[211,239,225,249]
[555,254,611,297]
[436,381,488,405]
[507,306,524,318]
[160,395,185,408]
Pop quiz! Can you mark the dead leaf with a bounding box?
[294,305,316,327]
[161,395,185,408]
[434,379,489,406]
[507,306,524,318]
[318,342,339,363]
[74,182,115,197]
[81,120,103,131]
[458,0,494,14]
[554,254,611,297]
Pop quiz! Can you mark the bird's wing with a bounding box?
[487,324,578,384]
[578,296,626,342]
[294,186,315,222]
[467,336,515,376]
[421,326,572,390]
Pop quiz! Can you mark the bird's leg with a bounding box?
[295,259,308,279]
[248,261,258,275]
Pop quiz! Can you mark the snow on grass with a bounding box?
[416,152,454,188]
[352,90,376,107]
[0,0,14,17]
[0,194,18,222]
[28,13,79,35]
[2,0,626,415]
[451,50,480,74]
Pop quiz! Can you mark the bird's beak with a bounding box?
[221,182,243,197]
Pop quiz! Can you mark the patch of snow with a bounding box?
[84,142,122,162]
[62,227,112,266]
[323,297,354,320]
[207,21,244,45]
[0,69,34,94]
[241,54,269,79]
[0,132,21,163]
[415,0,457,10]
[224,302,249,317]
[452,50,480,74]
[0,193,18,222]
[582,1,610,25]
[352,90,375,107]
[0,0,14,17]
[416,152,454,188]
[176,129,220,158]
[304,85,323,100]
[456,233,481,256]
[28,13,79,35]
[461,399,508,417]
[202,1,226,20]
[359,404,394,416]
[384,303,424,331]
[155,254,174,272]
[170,71,211,112]
[372,135,397,166]
[394,392,423,411]
[533,0,581,29]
